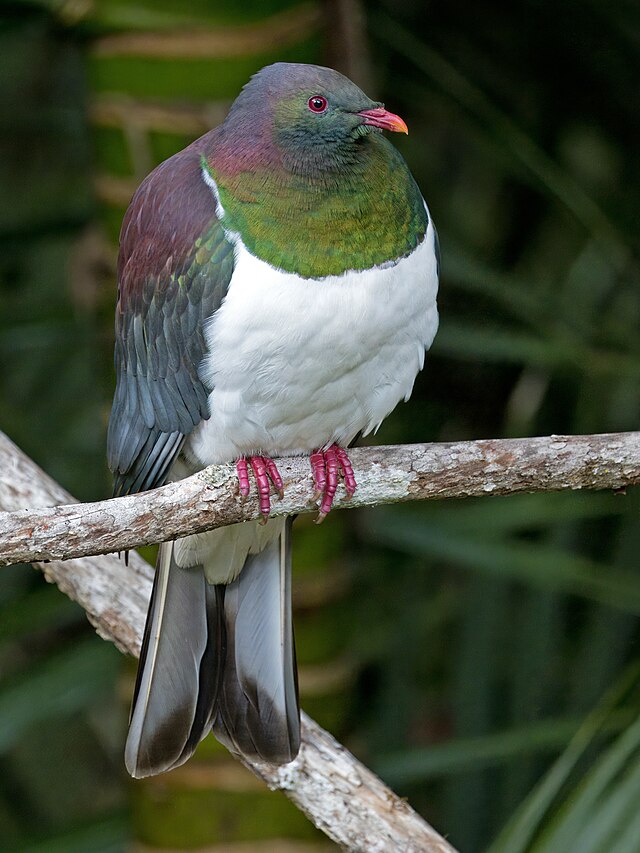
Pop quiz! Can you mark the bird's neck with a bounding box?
[202,135,427,279]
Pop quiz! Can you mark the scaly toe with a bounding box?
[309,444,356,520]
[249,456,272,518]
[335,446,357,497]
[265,457,284,500]
[236,458,251,498]
[310,450,326,499]
[235,454,285,520]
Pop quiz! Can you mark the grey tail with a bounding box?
[125,520,299,778]
[213,518,300,763]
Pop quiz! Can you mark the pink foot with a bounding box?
[309,444,357,523]
[236,455,284,523]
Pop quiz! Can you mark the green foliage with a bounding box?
[0,9,131,849]
[488,664,640,853]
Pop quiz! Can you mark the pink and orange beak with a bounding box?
[356,106,409,135]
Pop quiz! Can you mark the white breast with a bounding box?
[187,219,439,467]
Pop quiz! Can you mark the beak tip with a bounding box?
[357,107,409,135]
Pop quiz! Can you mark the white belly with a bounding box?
[187,220,439,467]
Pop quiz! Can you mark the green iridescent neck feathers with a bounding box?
[200,63,427,278]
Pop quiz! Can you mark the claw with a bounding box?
[310,444,357,521]
[236,455,284,522]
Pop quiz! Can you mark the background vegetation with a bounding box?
[0,0,638,850]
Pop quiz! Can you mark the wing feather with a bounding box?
[108,140,234,496]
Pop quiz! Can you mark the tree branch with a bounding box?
[1,432,639,566]
[0,430,456,852]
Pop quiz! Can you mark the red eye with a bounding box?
[308,95,328,113]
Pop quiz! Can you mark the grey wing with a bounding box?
[107,146,234,496]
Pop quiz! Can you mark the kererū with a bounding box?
[107,62,439,778]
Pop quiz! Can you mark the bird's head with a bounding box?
[218,63,408,177]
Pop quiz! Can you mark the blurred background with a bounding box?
[1,0,639,850]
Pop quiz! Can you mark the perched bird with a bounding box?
[107,62,439,778]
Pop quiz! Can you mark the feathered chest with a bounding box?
[187,219,439,466]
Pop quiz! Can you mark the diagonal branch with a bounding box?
[0,429,456,852]
[1,432,639,566]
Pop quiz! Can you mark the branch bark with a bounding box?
[0,430,456,852]
[1,432,639,566]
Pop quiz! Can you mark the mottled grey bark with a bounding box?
[1,432,639,566]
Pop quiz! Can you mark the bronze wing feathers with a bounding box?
[107,145,234,496]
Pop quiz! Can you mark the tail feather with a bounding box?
[125,542,222,778]
[125,520,300,777]
[214,518,300,763]
[178,582,226,759]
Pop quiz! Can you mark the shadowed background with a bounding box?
[0,0,638,850]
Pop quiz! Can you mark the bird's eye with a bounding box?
[308,96,328,113]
